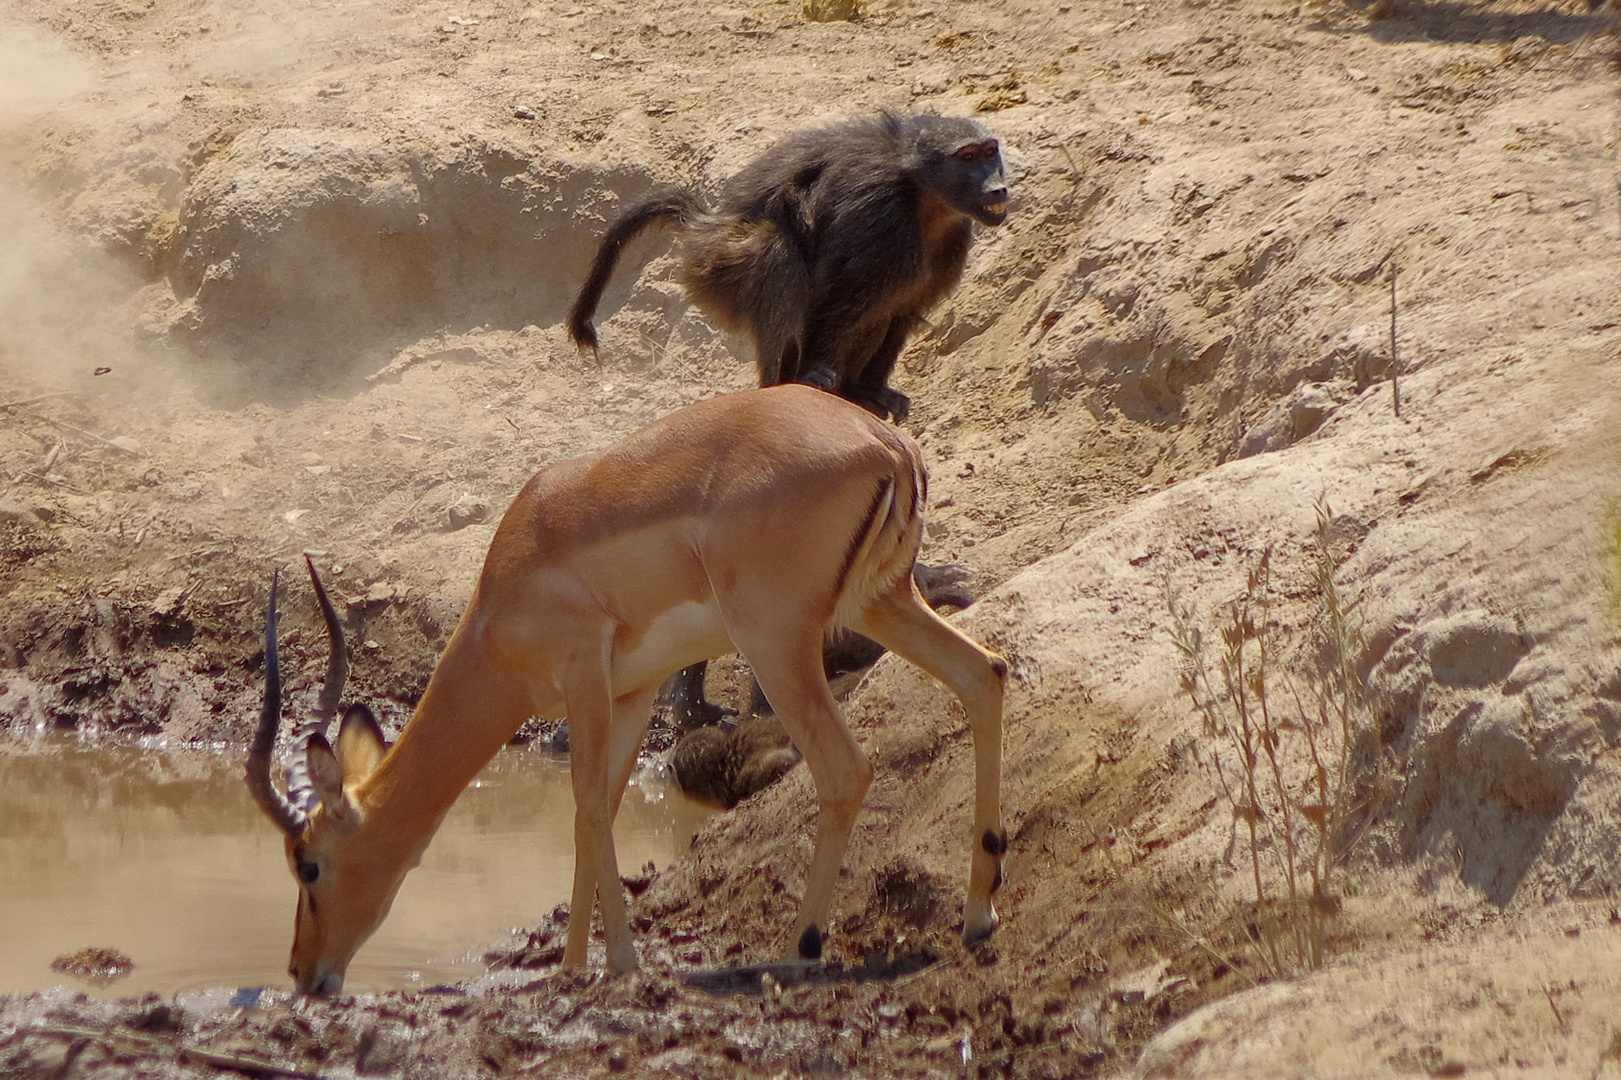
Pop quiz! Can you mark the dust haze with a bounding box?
[0,21,132,398]
[5,1,1621,1076]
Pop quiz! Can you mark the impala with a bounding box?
[246,385,1007,995]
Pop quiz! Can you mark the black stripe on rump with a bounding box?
[832,476,895,606]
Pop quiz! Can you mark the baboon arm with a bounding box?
[763,339,803,388]
[854,316,912,392]
[795,201,925,378]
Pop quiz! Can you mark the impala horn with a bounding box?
[245,555,350,836]
[283,555,349,815]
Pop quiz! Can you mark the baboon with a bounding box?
[567,112,1010,422]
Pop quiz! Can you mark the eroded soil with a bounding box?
[4,0,1621,1075]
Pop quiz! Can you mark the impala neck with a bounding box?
[352,616,545,856]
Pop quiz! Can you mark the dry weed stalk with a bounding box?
[1604,495,1621,624]
[1389,252,1401,418]
[1166,498,1376,975]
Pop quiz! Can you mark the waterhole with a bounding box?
[0,742,710,998]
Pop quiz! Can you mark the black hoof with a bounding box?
[962,916,999,949]
[797,924,823,961]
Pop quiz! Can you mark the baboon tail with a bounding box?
[567,191,703,351]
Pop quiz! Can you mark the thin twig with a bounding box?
[892,954,957,988]
[26,1024,327,1079]
[1389,252,1401,418]
[15,470,88,494]
[1613,108,1620,239]
[43,416,140,454]
[1543,983,1568,1032]
[0,390,86,410]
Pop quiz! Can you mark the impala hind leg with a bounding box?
[743,635,873,962]
[852,579,1007,946]
[562,675,652,974]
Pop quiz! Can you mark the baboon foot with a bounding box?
[673,695,738,731]
[846,385,911,423]
[836,384,914,421]
[913,561,976,610]
[823,630,886,676]
[798,365,840,392]
[663,661,738,731]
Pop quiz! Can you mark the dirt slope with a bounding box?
[3,0,1621,1075]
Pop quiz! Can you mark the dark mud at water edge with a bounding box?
[0,740,711,996]
[0,915,1109,1080]
[0,748,1119,1080]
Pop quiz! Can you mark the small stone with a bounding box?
[514,106,537,120]
[51,946,135,982]
[445,493,490,531]
[151,586,188,618]
[804,0,860,21]
[129,1003,182,1031]
[356,1020,410,1075]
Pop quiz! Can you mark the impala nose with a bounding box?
[293,964,345,997]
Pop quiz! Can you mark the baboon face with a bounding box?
[913,119,1010,227]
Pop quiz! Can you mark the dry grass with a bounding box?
[1165,498,1389,977]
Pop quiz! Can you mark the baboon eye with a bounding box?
[297,859,320,884]
[955,141,996,163]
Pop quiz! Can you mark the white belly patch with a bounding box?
[611,599,733,692]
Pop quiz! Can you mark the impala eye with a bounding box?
[297,859,320,884]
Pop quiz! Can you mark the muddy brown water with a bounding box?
[0,741,710,998]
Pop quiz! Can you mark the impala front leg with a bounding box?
[744,634,873,963]
[561,648,640,973]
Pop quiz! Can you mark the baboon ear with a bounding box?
[336,704,388,785]
[305,734,351,819]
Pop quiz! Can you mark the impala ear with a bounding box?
[336,704,388,785]
[305,734,351,819]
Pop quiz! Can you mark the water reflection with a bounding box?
[0,742,710,997]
